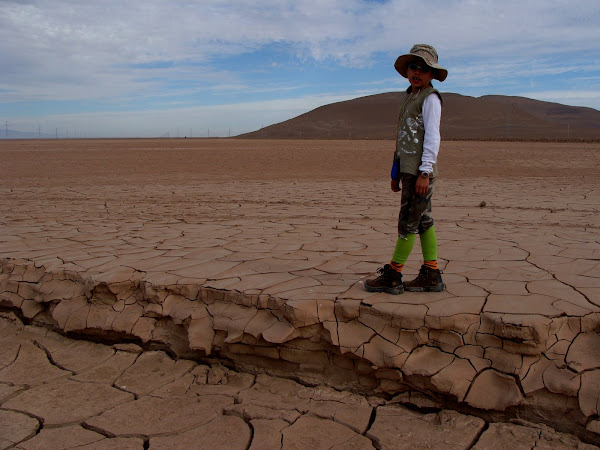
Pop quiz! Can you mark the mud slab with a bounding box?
[3,315,598,449]
[1,139,599,446]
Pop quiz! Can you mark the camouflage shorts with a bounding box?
[397,173,436,238]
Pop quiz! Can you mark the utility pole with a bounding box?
[5,121,7,138]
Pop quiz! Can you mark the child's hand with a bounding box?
[415,176,429,196]
[391,179,400,192]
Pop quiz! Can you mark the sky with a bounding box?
[1,0,599,138]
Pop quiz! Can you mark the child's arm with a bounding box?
[420,93,442,175]
[416,93,442,195]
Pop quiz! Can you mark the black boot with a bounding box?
[403,265,445,292]
[364,264,404,295]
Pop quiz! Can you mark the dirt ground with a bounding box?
[2,138,599,185]
[1,139,600,447]
[2,138,598,233]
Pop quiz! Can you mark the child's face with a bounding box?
[407,59,434,91]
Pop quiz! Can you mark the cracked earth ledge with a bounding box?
[1,256,599,446]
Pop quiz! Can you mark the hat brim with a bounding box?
[394,53,447,82]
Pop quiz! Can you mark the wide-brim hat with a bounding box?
[394,44,447,82]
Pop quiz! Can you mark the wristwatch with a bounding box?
[420,171,431,178]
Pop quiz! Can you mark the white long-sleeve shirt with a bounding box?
[420,93,442,174]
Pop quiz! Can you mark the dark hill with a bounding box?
[239,92,600,140]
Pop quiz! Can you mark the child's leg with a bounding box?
[390,234,416,272]
[391,173,421,272]
[365,234,412,295]
[402,178,445,291]
[419,225,438,270]
[404,223,444,292]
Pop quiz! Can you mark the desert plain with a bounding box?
[1,138,599,448]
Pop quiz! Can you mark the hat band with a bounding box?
[412,50,437,66]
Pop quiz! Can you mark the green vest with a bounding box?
[394,86,442,176]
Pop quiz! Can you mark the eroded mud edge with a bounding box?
[1,257,599,444]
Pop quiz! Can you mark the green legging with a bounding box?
[392,226,437,264]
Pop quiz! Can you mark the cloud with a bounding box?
[24,91,378,138]
[2,1,598,96]
[519,90,600,100]
[1,0,599,135]
[515,90,600,110]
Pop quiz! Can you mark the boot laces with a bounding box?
[416,265,442,283]
[375,265,394,281]
[414,268,428,284]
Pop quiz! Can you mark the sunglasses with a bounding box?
[408,62,432,73]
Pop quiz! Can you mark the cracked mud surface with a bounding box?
[1,139,599,447]
[0,315,596,449]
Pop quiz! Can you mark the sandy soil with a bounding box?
[2,138,599,185]
[2,138,598,233]
[1,139,600,446]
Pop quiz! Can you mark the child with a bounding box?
[365,44,447,295]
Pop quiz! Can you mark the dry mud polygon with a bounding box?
[1,139,599,447]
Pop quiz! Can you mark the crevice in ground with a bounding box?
[364,406,378,440]
[0,406,45,425]
[33,339,74,374]
[110,381,138,400]
[81,421,117,439]
[467,421,489,449]
[245,419,255,450]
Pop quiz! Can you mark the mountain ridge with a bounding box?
[239,92,600,140]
